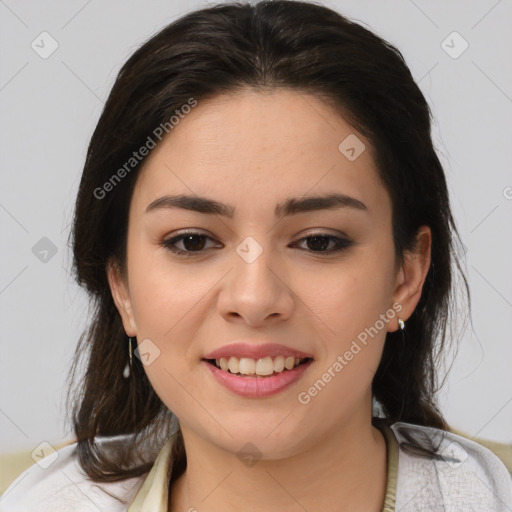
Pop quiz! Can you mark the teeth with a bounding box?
[274,355,285,372]
[238,357,256,375]
[216,355,308,376]
[255,357,274,376]
[228,356,239,374]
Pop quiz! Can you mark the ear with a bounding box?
[389,226,431,332]
[106,258,138,336]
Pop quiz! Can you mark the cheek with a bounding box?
[125,247,206,385]
[299,246,396,406]
[127,240,206,338]
[126,257,208,415]
[125,243,228,385]
[295,270,392,428]
[306,252,396,344]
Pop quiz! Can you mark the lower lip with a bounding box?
[203,359,313,398]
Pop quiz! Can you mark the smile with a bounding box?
[203,357,314,398]
[207,356,312,377]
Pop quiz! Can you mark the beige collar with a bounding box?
[128,433,177,511]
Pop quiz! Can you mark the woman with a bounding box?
[2,1,511,510]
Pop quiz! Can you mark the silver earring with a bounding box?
[398,318,405,331]
[123,336,135,378]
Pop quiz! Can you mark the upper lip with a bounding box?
[203,342,314,360]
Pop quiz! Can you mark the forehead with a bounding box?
[134,88,388,217]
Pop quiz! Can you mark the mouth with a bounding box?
[203,356,314,377]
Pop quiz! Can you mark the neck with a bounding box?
[169,413,387,512]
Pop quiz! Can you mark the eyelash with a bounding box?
[161,231,353,257]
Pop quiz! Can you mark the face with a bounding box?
[109,88,429,458]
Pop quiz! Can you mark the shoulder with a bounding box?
[0,438,145,512]
[390,421,512,511]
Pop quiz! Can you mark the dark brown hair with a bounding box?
[69,0,469,483]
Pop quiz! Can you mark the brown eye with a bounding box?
[292,234,353,254]
[162,232,221,256]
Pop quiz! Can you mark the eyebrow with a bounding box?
[145,193,368,218]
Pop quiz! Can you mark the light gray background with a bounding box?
[1,0,511,453]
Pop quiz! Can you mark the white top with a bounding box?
[1,421,511,511]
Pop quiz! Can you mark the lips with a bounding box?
[203,357,314,397]
[201,342,314,397]
[203,342,314,360]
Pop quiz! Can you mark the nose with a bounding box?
[217,239,295,327]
